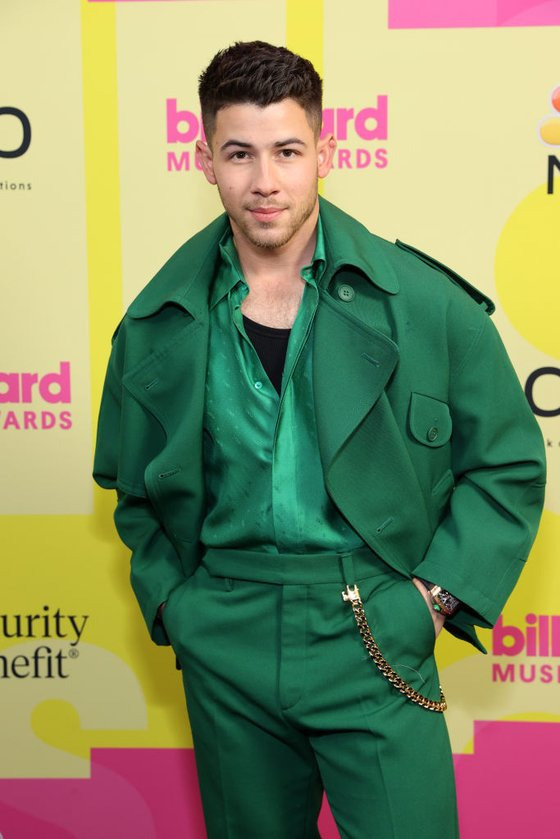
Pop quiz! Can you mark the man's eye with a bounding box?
[280,149,297,158]
[230,151,249,160]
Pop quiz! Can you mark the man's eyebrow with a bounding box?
[219,138,307,152]
[273,138,307,148]
[220,139,252,151]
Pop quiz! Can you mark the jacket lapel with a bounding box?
[314,198,401,475]
[314,199,438,573]
[116,218,227,514]
[120,212,229,461]
[313,291,433,574]
[122,313,207,437]
[313,288,399,470]
[120,310,209,555]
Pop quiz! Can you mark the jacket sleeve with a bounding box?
[413,309,547,631]
[93,322,187,646]
[112,491,186,646]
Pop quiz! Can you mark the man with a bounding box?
[93,41,546,838]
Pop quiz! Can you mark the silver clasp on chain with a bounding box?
[341,584,361,602]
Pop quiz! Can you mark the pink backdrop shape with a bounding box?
[389,0,560,28]
[1,723,560,837]
[0,748,337,838]
[455,721,560,838]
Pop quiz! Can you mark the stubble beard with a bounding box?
[219,186,318,251]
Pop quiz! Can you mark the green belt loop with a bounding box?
[339,552,356,587]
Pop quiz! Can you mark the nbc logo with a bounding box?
[538,85,560,193]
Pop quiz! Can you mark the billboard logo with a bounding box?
[0,362,72,430]
[321,101,388,170]
[0,107,31,159]
[166,98,389,173]
[538,86,560,194]
[491,614,560,684]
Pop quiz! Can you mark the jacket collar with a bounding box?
[127,196,398,320]
[318,197,399,294]
[127,212,230,320]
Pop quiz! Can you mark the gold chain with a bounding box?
[342,584,447,713]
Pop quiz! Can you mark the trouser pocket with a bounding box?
[344,574,445,711]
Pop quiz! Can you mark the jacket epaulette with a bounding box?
[395,240,495,315]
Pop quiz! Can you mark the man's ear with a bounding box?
[196,140,216,185]
[317,134,336,179]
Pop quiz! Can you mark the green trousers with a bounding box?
[163,547,459,839]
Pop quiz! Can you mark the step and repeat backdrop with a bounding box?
[1,1,559,837]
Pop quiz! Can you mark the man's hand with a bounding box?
[412,577,446,638]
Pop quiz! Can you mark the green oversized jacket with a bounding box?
[93,197,546,652]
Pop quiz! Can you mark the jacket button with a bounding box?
[427,426,438,442]
[337,284,355,302]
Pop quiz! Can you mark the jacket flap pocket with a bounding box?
[409,393,452,448]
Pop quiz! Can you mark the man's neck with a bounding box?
[231,202,319,287]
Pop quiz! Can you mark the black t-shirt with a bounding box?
[242,314,291,396]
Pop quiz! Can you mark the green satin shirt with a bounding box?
[200,214,365,554]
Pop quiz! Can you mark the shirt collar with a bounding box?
[307,212,326,284]
[210,214,327,309]
[210,227,245,309]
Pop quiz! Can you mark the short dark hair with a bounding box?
[198,41,323,142]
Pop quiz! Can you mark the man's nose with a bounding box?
[251,158,278,195]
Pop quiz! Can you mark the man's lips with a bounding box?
[248,207,285,221]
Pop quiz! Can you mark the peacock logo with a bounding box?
[538,86,560,146]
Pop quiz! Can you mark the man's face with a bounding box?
[196,99,335,252]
